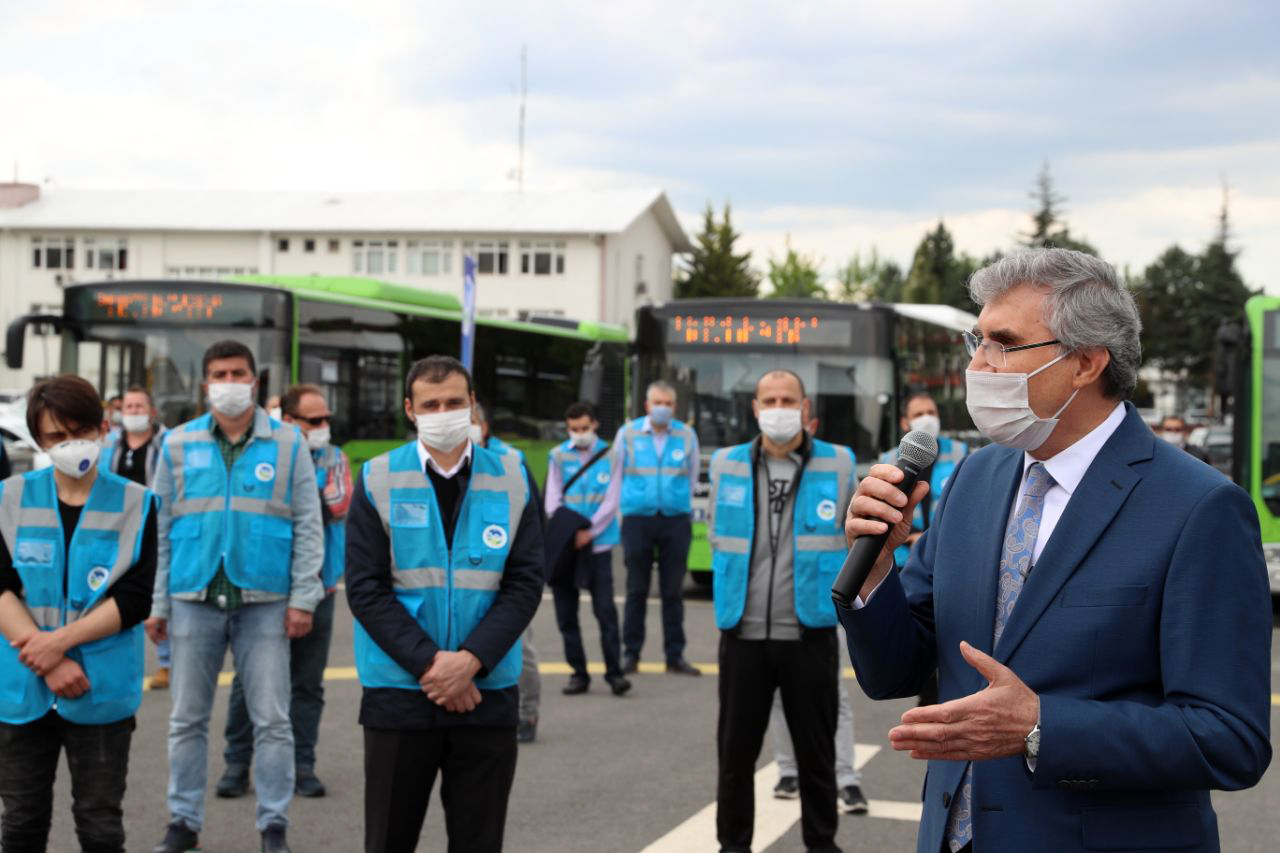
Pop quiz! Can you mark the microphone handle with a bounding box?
[830,463,924,609]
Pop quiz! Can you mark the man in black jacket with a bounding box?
[345,356,544,853]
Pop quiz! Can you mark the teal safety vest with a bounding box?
[550,438,619,547]
[879,435,968,567]
[619,417,694,516]
[486,435,524,461]
[709,438,855,631]
[0,468,151,725]
[313,444,348,590]
[160,410,303,596]
[99,426,166,484]
[354,442,529,690]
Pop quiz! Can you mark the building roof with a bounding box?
[0,187,693,252]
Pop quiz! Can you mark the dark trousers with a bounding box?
[552,549,623,678]
[363,725,518,853]
[0,712,135,853]
[621,513,692,663]
[225,592,337,770]
[717,632,841,853]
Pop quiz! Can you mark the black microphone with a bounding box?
[831,430,939,609]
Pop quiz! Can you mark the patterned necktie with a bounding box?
[944,462,1055,852]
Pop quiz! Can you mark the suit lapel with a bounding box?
[971,450,1024,657]
[993,407,1151,665]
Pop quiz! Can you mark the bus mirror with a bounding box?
[5,316,29,370]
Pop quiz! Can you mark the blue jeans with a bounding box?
[224,592,336,771]
[621,514,691,663]
[167,599,294,832]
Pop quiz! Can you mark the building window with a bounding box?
[31,236,76,270]
[387,241,398,273]
[464,240,509,275]
[83,238,127,271]
[328,238,340,253]
[278,238,290,252]
[519,240,566,276]
[406,240,454,276]
[304,238,316,253]
[353,239,397,274]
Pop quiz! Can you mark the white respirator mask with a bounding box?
[908,414,941,439]
[416,408,474,452]
[121,413,151,433]
[570,430,597,449]
[48,439,101,479]
[467,424,485,447]
[757,407,803,444]
[965,352,1078,452]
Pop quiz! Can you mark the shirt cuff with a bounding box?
[849,574,889,609]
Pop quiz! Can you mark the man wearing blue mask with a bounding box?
[839,248,1271,853]
[614,381,701,675]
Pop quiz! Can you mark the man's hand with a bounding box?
[889,641,1039,762]
[14,628,69,676]
[844,463,929,599]
[574,529,593,550]
[144,617,168,645]
[439,683,483,714]
[44,657,90,699]
[285,608,313,639]
[420,650,483,709]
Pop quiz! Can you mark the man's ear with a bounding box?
[1074,347,1111,389]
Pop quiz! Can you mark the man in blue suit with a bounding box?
[840,248,1271,853]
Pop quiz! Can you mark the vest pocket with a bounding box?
[0,643,32,703]
[247,515,293,588]
[77,628,143,705]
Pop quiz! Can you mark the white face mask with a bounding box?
[208,382,255,417]
[965,352,1079,451]
[268,407,283,421]
[467,424,485,447]
[908,414,941,439]
[109,411,123,425]
[570,430,596,449]
[1160,430,1187,448]
[757,407,803,444]
[48,439,101,479]
[305,425,331,450]
[416,408,474,452]
[121,413,151,433]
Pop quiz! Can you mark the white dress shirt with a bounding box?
[416,438,474,479]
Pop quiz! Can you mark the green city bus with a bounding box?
[5,276,629,478]
[1231,295,1280,595]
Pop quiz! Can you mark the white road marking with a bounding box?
[641,743,920,852]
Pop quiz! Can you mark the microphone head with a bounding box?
[897,429,939,471]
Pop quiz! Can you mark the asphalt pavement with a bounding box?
[42,569,1280,852]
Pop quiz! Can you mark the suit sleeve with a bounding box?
[837,455,961,700]
[1033,482,1272,791]
[344,470,439,678]
[459,467,545,676]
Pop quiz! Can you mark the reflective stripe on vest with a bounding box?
[0,468,150,725]
[620,417,693,516]
[162,411,300,596]
[880,436,967,567]
[551,438,619,547]
[354,442,528,691]
[709,438,854,631]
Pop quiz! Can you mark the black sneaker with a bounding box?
[295,766,326,798]
[562,673,590,695]
[772,776,799,800]
[517,718,538,743]
[215,763,249,798]
[152,821,200,853]
[622,654,640,674]
[840,784,869,814]
[605,674,632,696]
[261,823,290,853]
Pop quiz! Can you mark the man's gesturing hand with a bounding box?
[889,641,1039,762]
[843,463,929,599]
[420,650,484,711]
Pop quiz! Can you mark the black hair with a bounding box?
[202,340,257,378]
[404,355,473,400]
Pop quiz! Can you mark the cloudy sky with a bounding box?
[3,0,1277,288]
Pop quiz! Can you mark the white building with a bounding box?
[0,183,691,388]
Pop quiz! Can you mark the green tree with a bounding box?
[1022,161,1099,255]
[766,238,825,299]
[902,220,977,310]
[675,202,760,299]
[835,247,895,302]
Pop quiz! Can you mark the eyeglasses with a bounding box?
[963,331,1061,369]
[293,414,331,427]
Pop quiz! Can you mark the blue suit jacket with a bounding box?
[841,404,1272,853]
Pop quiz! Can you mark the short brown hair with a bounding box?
[282,383,326,417]
[27,375,104,441]
[123,385,153,404]
[202,340,257,378]
[404,355,472,400]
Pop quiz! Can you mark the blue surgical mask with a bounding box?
[649,405,673,427]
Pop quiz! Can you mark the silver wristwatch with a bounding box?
[1024,722,1041,760]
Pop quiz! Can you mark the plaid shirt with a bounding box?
[205,420,252,610]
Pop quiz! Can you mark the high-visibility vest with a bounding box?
[619,417,694,516]
[313,444,348,590]
[880,435,968,567]
[550,438,619,547]
[100,426,166,485]
[160,410,303,595]
[708,438,855,631]
[486,435,524,462]
[354,442,528,690]
[0,467,151,725]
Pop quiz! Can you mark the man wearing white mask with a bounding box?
[709,369,856,853]
[146,341,324,853]
[840,249,1271,853]
[218,384,352,799]
[346,355,543,853]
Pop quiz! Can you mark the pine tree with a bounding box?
[674,202,760,299]
[766,238,825,300]
[1021,161,1099,256]
[902,221,977,310]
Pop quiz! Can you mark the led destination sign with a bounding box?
[667,314,853,347]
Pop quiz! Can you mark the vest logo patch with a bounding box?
[87,566,110,591]
[671,449,684,462]
[15,540,54,566]
[255,462,275,482]
[185,447,213,470]
[596,471,610,485]
[483,524,509,550]
[816,499,837,521]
